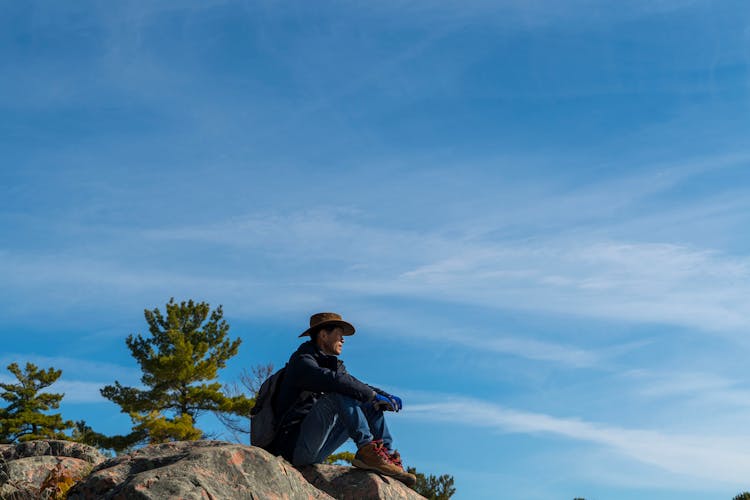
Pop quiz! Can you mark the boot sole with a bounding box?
[351,458,398,476]
[352,459,417,487]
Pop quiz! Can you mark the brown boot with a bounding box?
[352,441,417,487]
[386,449,417,488]
[352,441,403,476]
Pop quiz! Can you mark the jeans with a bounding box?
[292,392,393,466]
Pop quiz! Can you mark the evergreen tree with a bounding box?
[733,493,750,500]
[319,450,455,498]
[324,451,355,464]
[0,362,73,442]
[406,466,456,499]
[101,299,253,446]
[71,420,104,446]
[70,419,136,453]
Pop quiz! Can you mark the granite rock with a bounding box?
[0,440,104,500]
[67,440,333,500]
[299,463,426,500]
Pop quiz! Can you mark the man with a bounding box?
[272,312,416,486]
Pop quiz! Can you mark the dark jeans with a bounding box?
[291,392,393,466]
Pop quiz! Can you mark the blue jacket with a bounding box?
[272,340,383,460]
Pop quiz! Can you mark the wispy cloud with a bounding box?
[357,239,750,334]
[0,354,139,404]
[49,380,110,404]
[3,153,750,336]
[416,330,603,368]
[0,375,108,404]
[6,212,750,335]
[404,393,750,486]
[624,369,750,413]
[0,354,140,382]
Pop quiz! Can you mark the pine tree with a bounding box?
[324,451,355,464]
[0,362,73,442]
[101,299,253,446]
[71,420,103,446]
[316,447,456,499]
[406,466,456,499]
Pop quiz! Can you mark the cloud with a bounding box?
[623,369,750,413]
[47,380,110,404]
[404,394,750,486]
[6,210,750,335]
[417,330,603,368]
[0,374,107,404]
[0,355,140,404]
[0,354,140,381]
[354,0,713,32]
[353,238,750,334]
[3,151,750,336]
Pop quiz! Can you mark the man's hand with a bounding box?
[388,394,402,411]
[373,394,396,411]
[373,393,403,412]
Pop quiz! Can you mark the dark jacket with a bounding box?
[272,340,382,460]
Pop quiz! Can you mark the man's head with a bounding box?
[299,312,355,356]
[314,326,346,356]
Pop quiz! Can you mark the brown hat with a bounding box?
[299,312,356,338]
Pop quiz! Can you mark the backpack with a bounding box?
[250,366,287,450]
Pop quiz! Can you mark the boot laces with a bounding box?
[388,450,403,470]
[373,440,404,470]
[371,440,391,462]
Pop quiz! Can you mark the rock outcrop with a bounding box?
[67,440,330,499]
[0,440,106,499]
[300,463,425,500]
[62,440,425,500]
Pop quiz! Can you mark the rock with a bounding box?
[67,440,334,499]
[1,440,426,499]
[299,464,425,500]
[0,440,105,500]
[0,440,106,465]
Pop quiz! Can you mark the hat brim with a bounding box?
[299,320,356,338]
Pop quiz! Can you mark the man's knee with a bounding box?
[361,400,384,417]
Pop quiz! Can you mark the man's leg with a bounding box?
[292,393,373,466]
[355,402,416,486]
[361,402,393,450]
[293,393,416,486]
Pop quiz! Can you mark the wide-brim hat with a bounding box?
[299,312,356,338]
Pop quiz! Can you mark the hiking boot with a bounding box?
[388,449,403,470]
[352,441,403,477]
[386,449,417,487]
[352,441,417,487]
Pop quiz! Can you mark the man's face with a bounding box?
[319,327,345,356]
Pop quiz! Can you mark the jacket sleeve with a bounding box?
[288,353,376,402]
[370,385,390,397]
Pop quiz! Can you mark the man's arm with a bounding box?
[369,385,389,397]
[288,354,376,402]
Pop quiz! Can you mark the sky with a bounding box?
[2,1,750,498]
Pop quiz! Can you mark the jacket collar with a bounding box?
[298,340,340,364]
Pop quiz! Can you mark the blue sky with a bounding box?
[2,1,750,498]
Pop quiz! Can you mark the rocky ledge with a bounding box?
[0,440,107,499]
[0,440,425,499]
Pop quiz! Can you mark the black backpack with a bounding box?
[250,366,287,450]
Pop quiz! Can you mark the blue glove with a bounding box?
[373,393,403,412]
[373,394,397,411]
[389,394,403,412]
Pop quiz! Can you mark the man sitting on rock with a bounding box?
[271,312,416,486]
